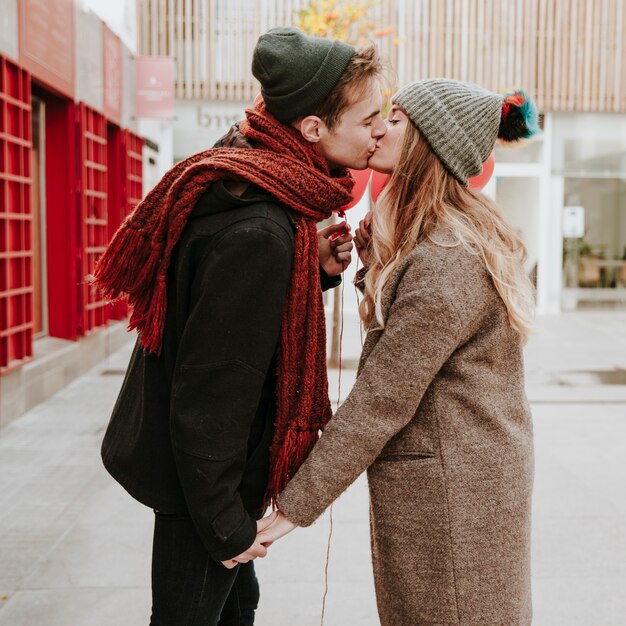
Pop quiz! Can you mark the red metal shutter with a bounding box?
[76,103,109,335]
[108,129,144,321]
[0,57,33,373]
[123,130,144,218]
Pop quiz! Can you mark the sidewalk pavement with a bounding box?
[0,312,625,625]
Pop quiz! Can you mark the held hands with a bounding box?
[256,510,296,545]
[318,221,354,276]
[220,511,296,569]
[354,211,373,269]
[220,512,279,569]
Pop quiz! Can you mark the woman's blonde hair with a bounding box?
[360,124,535,343]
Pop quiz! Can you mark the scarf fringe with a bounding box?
[94,226,154,300]
[94,100,355,505]
[265,427,320,510]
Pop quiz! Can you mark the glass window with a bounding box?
[552,113,626,177]
[495,176,541,284]
[494,135,543,164]
[562,178,626,309]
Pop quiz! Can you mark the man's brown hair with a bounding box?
[308,44,385,130]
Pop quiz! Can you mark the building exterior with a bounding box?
[138,0,626,313]
[3,0,625,421]
[136,0,626,361]
[0,0,174,426]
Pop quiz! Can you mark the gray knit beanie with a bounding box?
[394,79,504,185]
[252,27,355,123]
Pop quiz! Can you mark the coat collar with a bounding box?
[357,253,413,373]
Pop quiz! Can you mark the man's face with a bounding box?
[298,81,387,171]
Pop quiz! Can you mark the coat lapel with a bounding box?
[356,257,411,375]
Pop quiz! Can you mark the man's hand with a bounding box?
[220,512,279,569]
[318,221,354,277]
[354,211,373,268]
[256,511,297,546]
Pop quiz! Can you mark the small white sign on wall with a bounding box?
[562,206,585,238]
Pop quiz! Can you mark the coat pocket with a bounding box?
[376,451,436,463]
[171,360,265,461]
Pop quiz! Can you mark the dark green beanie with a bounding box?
[252,27,355,123]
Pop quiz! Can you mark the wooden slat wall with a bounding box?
[137,0,626,112]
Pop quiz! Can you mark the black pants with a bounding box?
[150,511,260,626]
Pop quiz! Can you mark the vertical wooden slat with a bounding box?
[581,0,590,109]
[522,0,533,96]
[491,0,501,93]
[449,0,457,80]
[428,0,438,76]
[604,0,616,110]
[240,0,247,101]
[540,0,552,109]
[530,0,539,102]
[215,0,222,100]
[496,0,505,90]
[469,0,478,84]
[535,2,548,109]
[592,0,601,110]
[183,0,191,99]
[207,0,215,100]
[150,0,158,56]
[135,0,626,115]
[621,0,626,110]
[506,0,515,90]
[141,0,149,54]
[421,0,429,79]
[167,0,175,58]
[567,0,578,110]
[159,0,166,55]
[443,0,452,77]
[614,0,624,111]
[576,0,587,109]
[546,0,571,110]
[198,0,207,99]
[174,0,181,98]
[192,0,199,99]
[474,0,483,85]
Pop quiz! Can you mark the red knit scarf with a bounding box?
[94,100,354,506]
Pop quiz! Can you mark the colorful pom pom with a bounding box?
[498,90,539,143]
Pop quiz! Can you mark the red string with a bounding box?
[320,504,334,625]
[320,224,348,626]
[354,257,364,347]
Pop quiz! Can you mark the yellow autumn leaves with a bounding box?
[297,0,398,47]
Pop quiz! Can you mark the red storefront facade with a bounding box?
[0,0,144,375]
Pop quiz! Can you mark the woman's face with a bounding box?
[367,105,409,174]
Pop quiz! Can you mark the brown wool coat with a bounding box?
[277,234,534,626]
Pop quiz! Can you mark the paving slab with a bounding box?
[0,314,625,625]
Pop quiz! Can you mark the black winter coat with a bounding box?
[101,176,340,561]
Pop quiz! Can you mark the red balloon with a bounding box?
[468,152,495,190]
[370,170,390,203]
[338,168,372,212]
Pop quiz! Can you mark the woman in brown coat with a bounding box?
[254,79,539,625]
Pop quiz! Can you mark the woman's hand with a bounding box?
[255,510,296,546]
[354,211,373,268]
[220,512,279,569]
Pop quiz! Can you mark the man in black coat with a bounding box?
[101,27,386,625]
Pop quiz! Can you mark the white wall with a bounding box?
[75,5,103,111]
[81,0,137,55]
[496,177,541,274]
[137,119,174,191]
[173,100,250,160]
[0,0,18,60]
